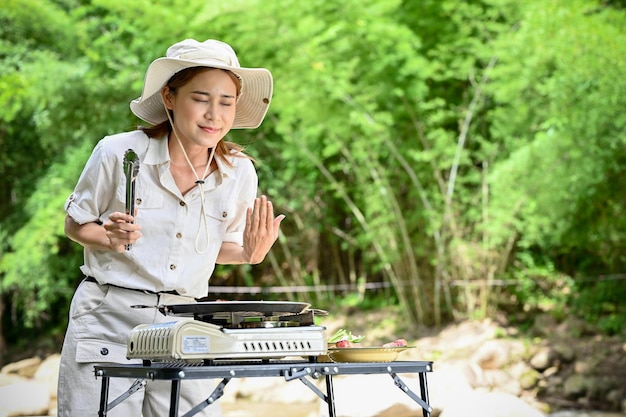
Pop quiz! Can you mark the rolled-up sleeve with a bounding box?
[222,159,258,246]
[65,139,118,225]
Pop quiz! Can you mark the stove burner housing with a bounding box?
[126,302,328,362]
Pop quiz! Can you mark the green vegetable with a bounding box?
[327,328,364,343]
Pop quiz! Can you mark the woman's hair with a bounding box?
[139,66,250,167]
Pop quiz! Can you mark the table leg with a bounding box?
[98,376,110,417]
[418,372,431,417]
[325,374,336,417]
[169,379,181,417]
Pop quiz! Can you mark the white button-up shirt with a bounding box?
[65,130,257,298]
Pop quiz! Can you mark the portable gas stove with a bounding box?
[127,301,328,363]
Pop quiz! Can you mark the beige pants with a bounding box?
[57,280,222,417]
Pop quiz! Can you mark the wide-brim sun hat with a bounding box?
[130,39,273,129]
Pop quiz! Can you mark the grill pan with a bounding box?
[153,301,311,319]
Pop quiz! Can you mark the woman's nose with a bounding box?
[204,104,218,120]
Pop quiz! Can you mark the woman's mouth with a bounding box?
[200,126,220,134]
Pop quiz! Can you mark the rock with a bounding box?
[532,314,558,337]
[543,366,559,378]
[241,375,318,404]
[49,397,58,416]
[471,340,510,370]
[530,347,555,371]
[586,375,615,404]
[552,343,575,363]
[222,401,318,417]
[574,360,591,374]
[563,374,587,398]
[606,388,625,409]
[33,353,61,399]
[227,373,318,405]
[481,369,514,390]
[319,373,425,417]
[520,369,542,390]
[538,374,563,397]
[0,354,59,416]
[467,340,524,393]
[372,403,420,417]
[0,380,50,417]
[434,320,499,352]
[427,361,473,415]
[439,391,545,417]
[493,374,523,397]
[0,373,27,388]
[555,316,597,337]
[1,357,42,378]
[231,376,282,400]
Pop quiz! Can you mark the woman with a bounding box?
[58,38,284,416]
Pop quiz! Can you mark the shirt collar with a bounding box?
[143,134,237,180]
[214,152,237,179]
[142,134,169,165]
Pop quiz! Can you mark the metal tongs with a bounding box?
[130,304,173,316]
[123,149,140,251]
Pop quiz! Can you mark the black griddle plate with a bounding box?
[159,301,311,319]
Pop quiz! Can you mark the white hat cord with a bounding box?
[163,99,215,254]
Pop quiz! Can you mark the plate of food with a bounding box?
[325,329,412,363]
[327,346,410,363]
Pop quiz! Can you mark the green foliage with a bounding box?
[488,0,626,252]
[508,253,575,311]
[483,0,626,326]
[0,0,78,52]
[0,141,92,328]
[334,291,398,311]
[570,277,626,335]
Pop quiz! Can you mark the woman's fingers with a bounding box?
[250,196,274,231]
[104,211,141,252]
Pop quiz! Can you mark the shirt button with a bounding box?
[222,211,228,218]
[176,233,182,239]
[179,201,186,207]
[100,348,109,356]
[169,264,176,270]
[135,198,142,205]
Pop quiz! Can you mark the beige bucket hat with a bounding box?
[130,39,273,129]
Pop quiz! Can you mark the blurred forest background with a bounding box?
[0,0,625,357]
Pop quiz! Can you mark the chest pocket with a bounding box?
[115,178,164,210]
[205,200,237,224]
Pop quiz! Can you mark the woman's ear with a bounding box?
[161,87,174,109]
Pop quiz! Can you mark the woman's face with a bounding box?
[164,68,238,150]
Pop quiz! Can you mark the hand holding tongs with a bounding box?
[123,149,140,251]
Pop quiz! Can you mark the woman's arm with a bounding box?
[65,212,141,252]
